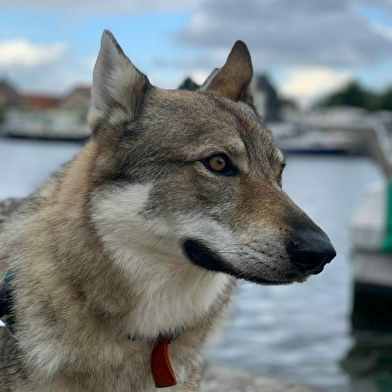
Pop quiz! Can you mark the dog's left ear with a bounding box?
[200,41,253,102]
[88,30,151,129]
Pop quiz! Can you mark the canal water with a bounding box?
[0,138,388,391]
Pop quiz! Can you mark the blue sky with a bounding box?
[0,8,199,91]
[1,1,392,105]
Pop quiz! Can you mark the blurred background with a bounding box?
[1,1,392,391]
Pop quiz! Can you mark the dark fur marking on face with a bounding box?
[183,239,228,273]
[183,239,302,285]
[109,172,135,182]
[91,118,107,135]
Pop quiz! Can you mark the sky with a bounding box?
[1,0,392,106]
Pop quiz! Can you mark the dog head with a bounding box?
[88,30,336,286]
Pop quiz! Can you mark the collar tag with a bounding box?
[151,337,177,388]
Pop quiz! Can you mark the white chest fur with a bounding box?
[91,184,231,338]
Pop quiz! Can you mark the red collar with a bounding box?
[151,330,181,388]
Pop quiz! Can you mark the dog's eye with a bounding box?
[209,155,226,172]
[203,154,238,176]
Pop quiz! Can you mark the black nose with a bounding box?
[287,230,336,274]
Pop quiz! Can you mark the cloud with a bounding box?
[2,0,392,101]
[279,67,352,105]
[0,0,204,13]
[0,40,67,67]
[0,39,88,94]
[371,22,392,41]
[189,71,210,85]
[177,0,392,67]
[361,0,392,13]
[153,49,229,72]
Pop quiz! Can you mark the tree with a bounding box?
[320,81,370,109]
[178,77,200,91]
[316,80,392,111]
[379,88,392,111]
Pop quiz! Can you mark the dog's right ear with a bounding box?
[88,30,151,130]
[200,40,253,102]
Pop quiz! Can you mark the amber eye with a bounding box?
[208,155,227,172]
[202,154,238,176]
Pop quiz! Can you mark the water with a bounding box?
[0,138,386,391]
[0,139,81,200]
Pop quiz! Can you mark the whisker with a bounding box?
[192,270,210,307]
[138,237,162,264]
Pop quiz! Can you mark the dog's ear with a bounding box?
[200,41,253,102]
[88,30,151,129]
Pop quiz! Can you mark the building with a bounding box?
[19,94,60,110]
[0,79,20,107]
[251,74,281,123]
[60,86,91,112]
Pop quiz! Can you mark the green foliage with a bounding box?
[318,81,392,111]
[178,77,200,91]
[379,88,392,111]
[319,81,369,109]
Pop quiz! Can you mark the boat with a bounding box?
[351,183,392,331]
[1,109,91,141]
[277,130,365,155]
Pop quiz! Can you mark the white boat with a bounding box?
[277,130,365,155]
[2,109,91,141]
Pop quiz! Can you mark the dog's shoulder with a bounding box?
[0,328,28,391]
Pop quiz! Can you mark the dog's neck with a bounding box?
[120,248,231,339]
[86,183,232,339]
[94,230,230,339]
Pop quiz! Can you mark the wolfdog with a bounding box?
[0,30,335,391]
